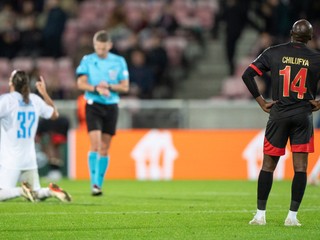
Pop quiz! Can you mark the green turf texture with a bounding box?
[0,180,319,239]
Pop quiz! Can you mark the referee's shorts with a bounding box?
[85,102,118,135]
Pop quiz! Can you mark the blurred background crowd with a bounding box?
[0,0,319,100]
[1,0,320,180]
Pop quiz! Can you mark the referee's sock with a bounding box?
[88,151,99,188]
[97,156,109,188]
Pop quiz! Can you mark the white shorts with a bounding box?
[0,166,41,190]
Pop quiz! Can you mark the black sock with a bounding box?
[257,170,273,210]
[290,172,307,211]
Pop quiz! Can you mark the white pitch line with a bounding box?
[1,208,320,216]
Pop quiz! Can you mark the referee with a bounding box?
[76,30,129,196]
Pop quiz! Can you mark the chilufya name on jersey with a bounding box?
[282,56,309,66]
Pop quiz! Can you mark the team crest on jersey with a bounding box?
[108,69,118,80]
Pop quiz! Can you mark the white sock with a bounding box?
[0,187,21,201]
[287,210,297,219]
[256,209,266,218]
[35,187,51,200]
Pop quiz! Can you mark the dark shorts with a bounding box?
[85,102,118,135]
[264,112,314,156]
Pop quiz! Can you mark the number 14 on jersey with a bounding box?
[280,65,307,99]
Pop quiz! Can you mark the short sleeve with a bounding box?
[118,57,129,81]
[76,56,89,76]
[252,48,271,73]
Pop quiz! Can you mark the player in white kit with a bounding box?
[0,70,71,202]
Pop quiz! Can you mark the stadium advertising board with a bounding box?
[68,129,320,180]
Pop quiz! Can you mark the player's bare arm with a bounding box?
[35,76,59,119]
[255,95,276,113]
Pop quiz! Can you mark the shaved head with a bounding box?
[291,19,313,43]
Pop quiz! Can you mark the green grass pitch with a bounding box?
[0,179,319,239]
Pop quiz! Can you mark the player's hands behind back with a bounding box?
[256,95,277,113]
[309,99,320,111]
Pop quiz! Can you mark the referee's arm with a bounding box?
[77,75,95,92]
[108,79,129,93]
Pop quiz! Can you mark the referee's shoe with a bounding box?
[92,184,102,196]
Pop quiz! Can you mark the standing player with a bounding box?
[0,70,71,202]
[76,30,129,196]
[242,19,320,226]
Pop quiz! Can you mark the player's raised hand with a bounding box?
[35,76,48,96]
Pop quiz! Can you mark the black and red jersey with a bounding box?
[250,42,320,119]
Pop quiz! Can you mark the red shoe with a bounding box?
[49,183,72,202]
